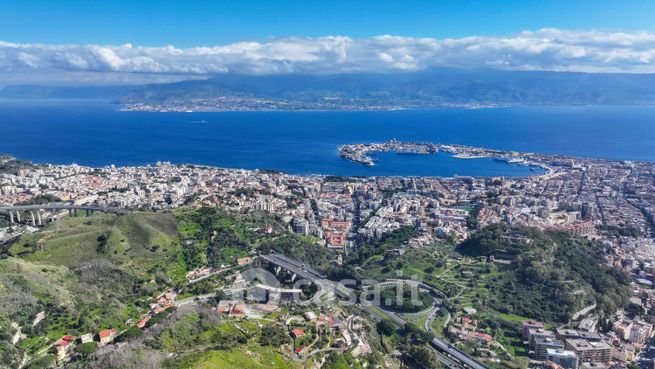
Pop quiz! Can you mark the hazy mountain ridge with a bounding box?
[115,69,655,108]
[0,84,138,100]
[4,69,655,107]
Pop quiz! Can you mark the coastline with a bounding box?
[338,140,557,177]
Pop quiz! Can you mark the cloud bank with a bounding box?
[2,29,655,84]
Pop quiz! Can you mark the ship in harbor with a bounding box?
[452,153,488,159]
[494,157,526,164]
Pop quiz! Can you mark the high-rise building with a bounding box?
[534,337,565,360]
[546,348,579,369]
[564,339,611,363]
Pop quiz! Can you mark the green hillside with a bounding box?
[457,224,631,322]
[0,211,184,366]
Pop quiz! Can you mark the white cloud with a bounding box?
[1,28,655,84]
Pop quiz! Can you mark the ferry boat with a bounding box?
[453,153,487,159]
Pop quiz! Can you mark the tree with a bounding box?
[116,327,143,342]
[74,342,98,356]
[96,231,110,253]
[260,323,291,346]
[408,345,440,369]
[377,319,397,336]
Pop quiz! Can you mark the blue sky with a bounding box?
[1,0,654,46]
[2,0,655,84]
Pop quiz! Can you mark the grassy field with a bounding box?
[166,346,302,369]
[9,211,183,280]
[1,211,186,355]
[157,309,300,369]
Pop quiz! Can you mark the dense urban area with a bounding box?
[1,141,655,369]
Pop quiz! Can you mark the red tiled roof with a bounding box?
[99,328,116,339]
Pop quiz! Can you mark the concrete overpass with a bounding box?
[0,203,126,226]
[261,253,489,369]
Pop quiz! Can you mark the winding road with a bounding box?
[262,253,489,369]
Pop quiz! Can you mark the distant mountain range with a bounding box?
[0,84,137,100]
[4,69,655,110]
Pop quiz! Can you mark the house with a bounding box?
[137,316,151,329]
[79,333,94,344]
[98,328,117,345]
[229,303,249,318]
[328,314,343,330]
[55,335,75,361]
[291,328,305,339]
[304,311,318,321]
[154,305,171,314]
[216,300,238,314]
[237,257,253,266]
[215,299,249,317]
[463,307,477,315]
[465,332,493,345]
[314,314,330,326]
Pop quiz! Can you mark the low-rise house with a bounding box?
[465,332,493,345]
[79,333,94,344]
[98,328,117,346]
[137,316,151,328]
[291,328,305,339]
[55,335,75,361]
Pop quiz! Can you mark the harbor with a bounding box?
[338,140,554,176]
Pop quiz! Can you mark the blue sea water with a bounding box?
[1,100,655,177]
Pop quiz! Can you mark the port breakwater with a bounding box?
[339,140,553,175]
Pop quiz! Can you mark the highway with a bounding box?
[262,253,489,369]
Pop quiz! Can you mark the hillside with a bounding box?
[457,224,631,322]
[0,212,183,368]
[0,208,339,369]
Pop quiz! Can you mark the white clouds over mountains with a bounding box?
[2,29,655,84]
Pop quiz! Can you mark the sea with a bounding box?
[1,100,655,177]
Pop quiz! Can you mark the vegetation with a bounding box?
[347,226,417,265]
[597,224,642,238]
[176,208,282,268]
[68,305,300,369]
[17,194,61,205]
[457,224,631,322]
[322,353,364,369]
[259,323,291,347]
[374,287,433,313]
[0,212,182,363]
[406,345,442,369]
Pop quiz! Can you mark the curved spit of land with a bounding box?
[338,140,553,174]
